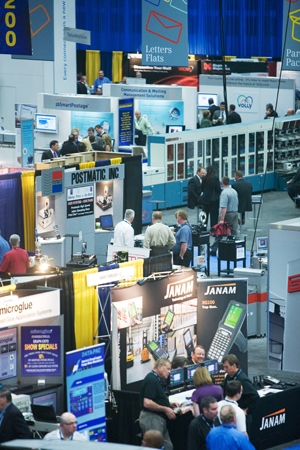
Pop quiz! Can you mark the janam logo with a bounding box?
[237,95,254,109]
[164,275,194,301]
[204,283,236,296]
[260,409,285,430]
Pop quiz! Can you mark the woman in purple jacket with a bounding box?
[192,367,223,417]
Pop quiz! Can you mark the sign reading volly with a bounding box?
[142,0,188,67]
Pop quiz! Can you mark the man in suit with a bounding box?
[232,171,252,225]
[227,104,242,124]
[0,387,32,443]
[95,124,107,137]
[188,167,206,210]
[77,75,88,94]
[208,98,220,122]
[212,102,227,126]
[60,134,78,156]
[89,135,103,150]
[41,140,59,161]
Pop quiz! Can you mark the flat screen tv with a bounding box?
[165,125,186,133]
[198,93,218,108]
[35,114,58,133]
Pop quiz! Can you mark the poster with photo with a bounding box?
[136,100,184,135]
[36,194,56,234]
[71,111,114,138]
[95,180,114,225]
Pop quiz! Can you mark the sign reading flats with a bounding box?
[142,0,188,67]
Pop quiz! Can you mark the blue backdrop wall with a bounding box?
[76,0,283,58]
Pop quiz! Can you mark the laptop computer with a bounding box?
[100,214,114,230]
[31,404,58,423]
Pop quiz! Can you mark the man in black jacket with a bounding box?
[227,104,242,124]
[232,171,252,224]
[188,167,206,210]
[60,134,78,156]
[188,396,220,450]
[287,166,300,208]
[208,98,220,122]
[0,387,32,443]
[41,140,59,161]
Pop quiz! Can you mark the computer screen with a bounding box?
[185,363,201,384]
[198,93,218,108]
[183,328,192,347]
[32,392,57,412]
[204,360,218,374]
[166,125,186,133]
[257,236,268,255]
[0,328,17,381]
[100,215,113,228]
[169,368,184,388]
[35,114,57,133]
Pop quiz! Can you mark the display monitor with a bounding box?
[35,114,57,133]
[168,368,184,389]
[99,214,114,230]
[198,93,218,108]
[203,359,218,374]
[0,328,17,381]
[185,363,201,384]
[257,236,268,255]
[32,392,57,412]
[166,125,186,133]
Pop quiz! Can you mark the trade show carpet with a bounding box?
[193,249,252,275]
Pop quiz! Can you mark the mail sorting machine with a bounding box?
[145,116,300,209]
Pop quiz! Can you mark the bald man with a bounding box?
[44,412,87,441]
[142,430,164,448]
[134,110,154,136]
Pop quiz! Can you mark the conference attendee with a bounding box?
[219,176,239,236]
[171,356,190,369]
[208,98,220,121]
[191,345,205,364]
[227,104,242,124]
[41,140,59,161]
[0,234,29,274]
[286,108,295,116]
[89,135,102,150]
[206,405,255,450]
[192,368,223,417]
[202,165,221,230]
[95,87,102,95]
[0,387,32,443]
[136,71,142,78]
[81,137,92,152]
[187,167,206,210]
[142,430,164,449]
[114,209,135,247]
[134,110,155,136]
[44,412,87,441]
[93,70,111,93]
[264,103,278,119]
[77,75,88,94]
[221,355,259,420]
[120,76,127,84]
[200,110,212,128]
[71,127,82,143]
[172,209,193,267]
[86,127,104,147]
[287,166,300,208]
[218,381,247,436]
[212,101,226,126]
[95,124,107,137]
[77,141,86,153]
[143,211,176,254]
[60,134,78,156]
[232,171,252,225]
[139,357,178,450]
[187,396,220,450]
[0,230,10,265]
[102,133,113,151]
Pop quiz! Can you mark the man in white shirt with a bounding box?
[44,412,87,441]
[114,209,135,247]
[212,101,226,126]
[217,380,248,437]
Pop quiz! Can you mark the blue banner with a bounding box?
[119,98,134,146]
[21,119,34,167]
[66,343,106,442]
[142,0,188,67]
[282,0,300,70]
[0,0,31,55]
[137,99,184,134]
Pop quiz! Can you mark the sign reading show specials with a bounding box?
[67,186,94,219]
[142,0,188,67]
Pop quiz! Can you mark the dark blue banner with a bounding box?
[119,98,134,147]
[21,326,61,376]
[0,0,31,55]
[142,0,188,67]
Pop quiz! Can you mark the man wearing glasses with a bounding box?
[44,412,87,441]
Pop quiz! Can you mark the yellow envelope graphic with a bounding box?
[289,9,300,42]
[146,11,183,44]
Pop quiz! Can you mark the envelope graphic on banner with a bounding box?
[144,0,161,6]
[289,9,300,42]
[170,0,188,14]
[146,11,183,44]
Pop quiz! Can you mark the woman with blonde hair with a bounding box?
[102,134,112,151]
[191,367,223,416]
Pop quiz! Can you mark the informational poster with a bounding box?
[36,194,56,234]
[15,104,37,160]
[282,0,300,70]
[119,98,134,146]
[137,100,184,135]
[0,328,17,381]
[95,181,114,219]
[21,326,61,376]
[233,92,258,114]
[21,119,34,167]
[0,0,31,55]
[71,111,114,138]
[67,186,94,219]
[142,0,188,67]
[66,343,106,442]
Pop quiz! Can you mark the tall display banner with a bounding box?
[118,99,134,147]
[282,0,300,70]
[197,278,248,381]
[21,119,34,167]
[0,0,31,55]
[142,0,188,67]
[15,104,37,164]
[66,343,107,442]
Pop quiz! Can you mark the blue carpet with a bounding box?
[193,250,252,275]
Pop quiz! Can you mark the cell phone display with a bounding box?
[147,340,169,360]
[183,329,193,357]
[162,310,175,333]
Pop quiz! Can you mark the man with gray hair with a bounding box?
[0,234,29,274]
[44,412,87,441]
[143,211,176,254]
[113,209,135,247]
[139,357,179,450]
[206,405,255,450]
